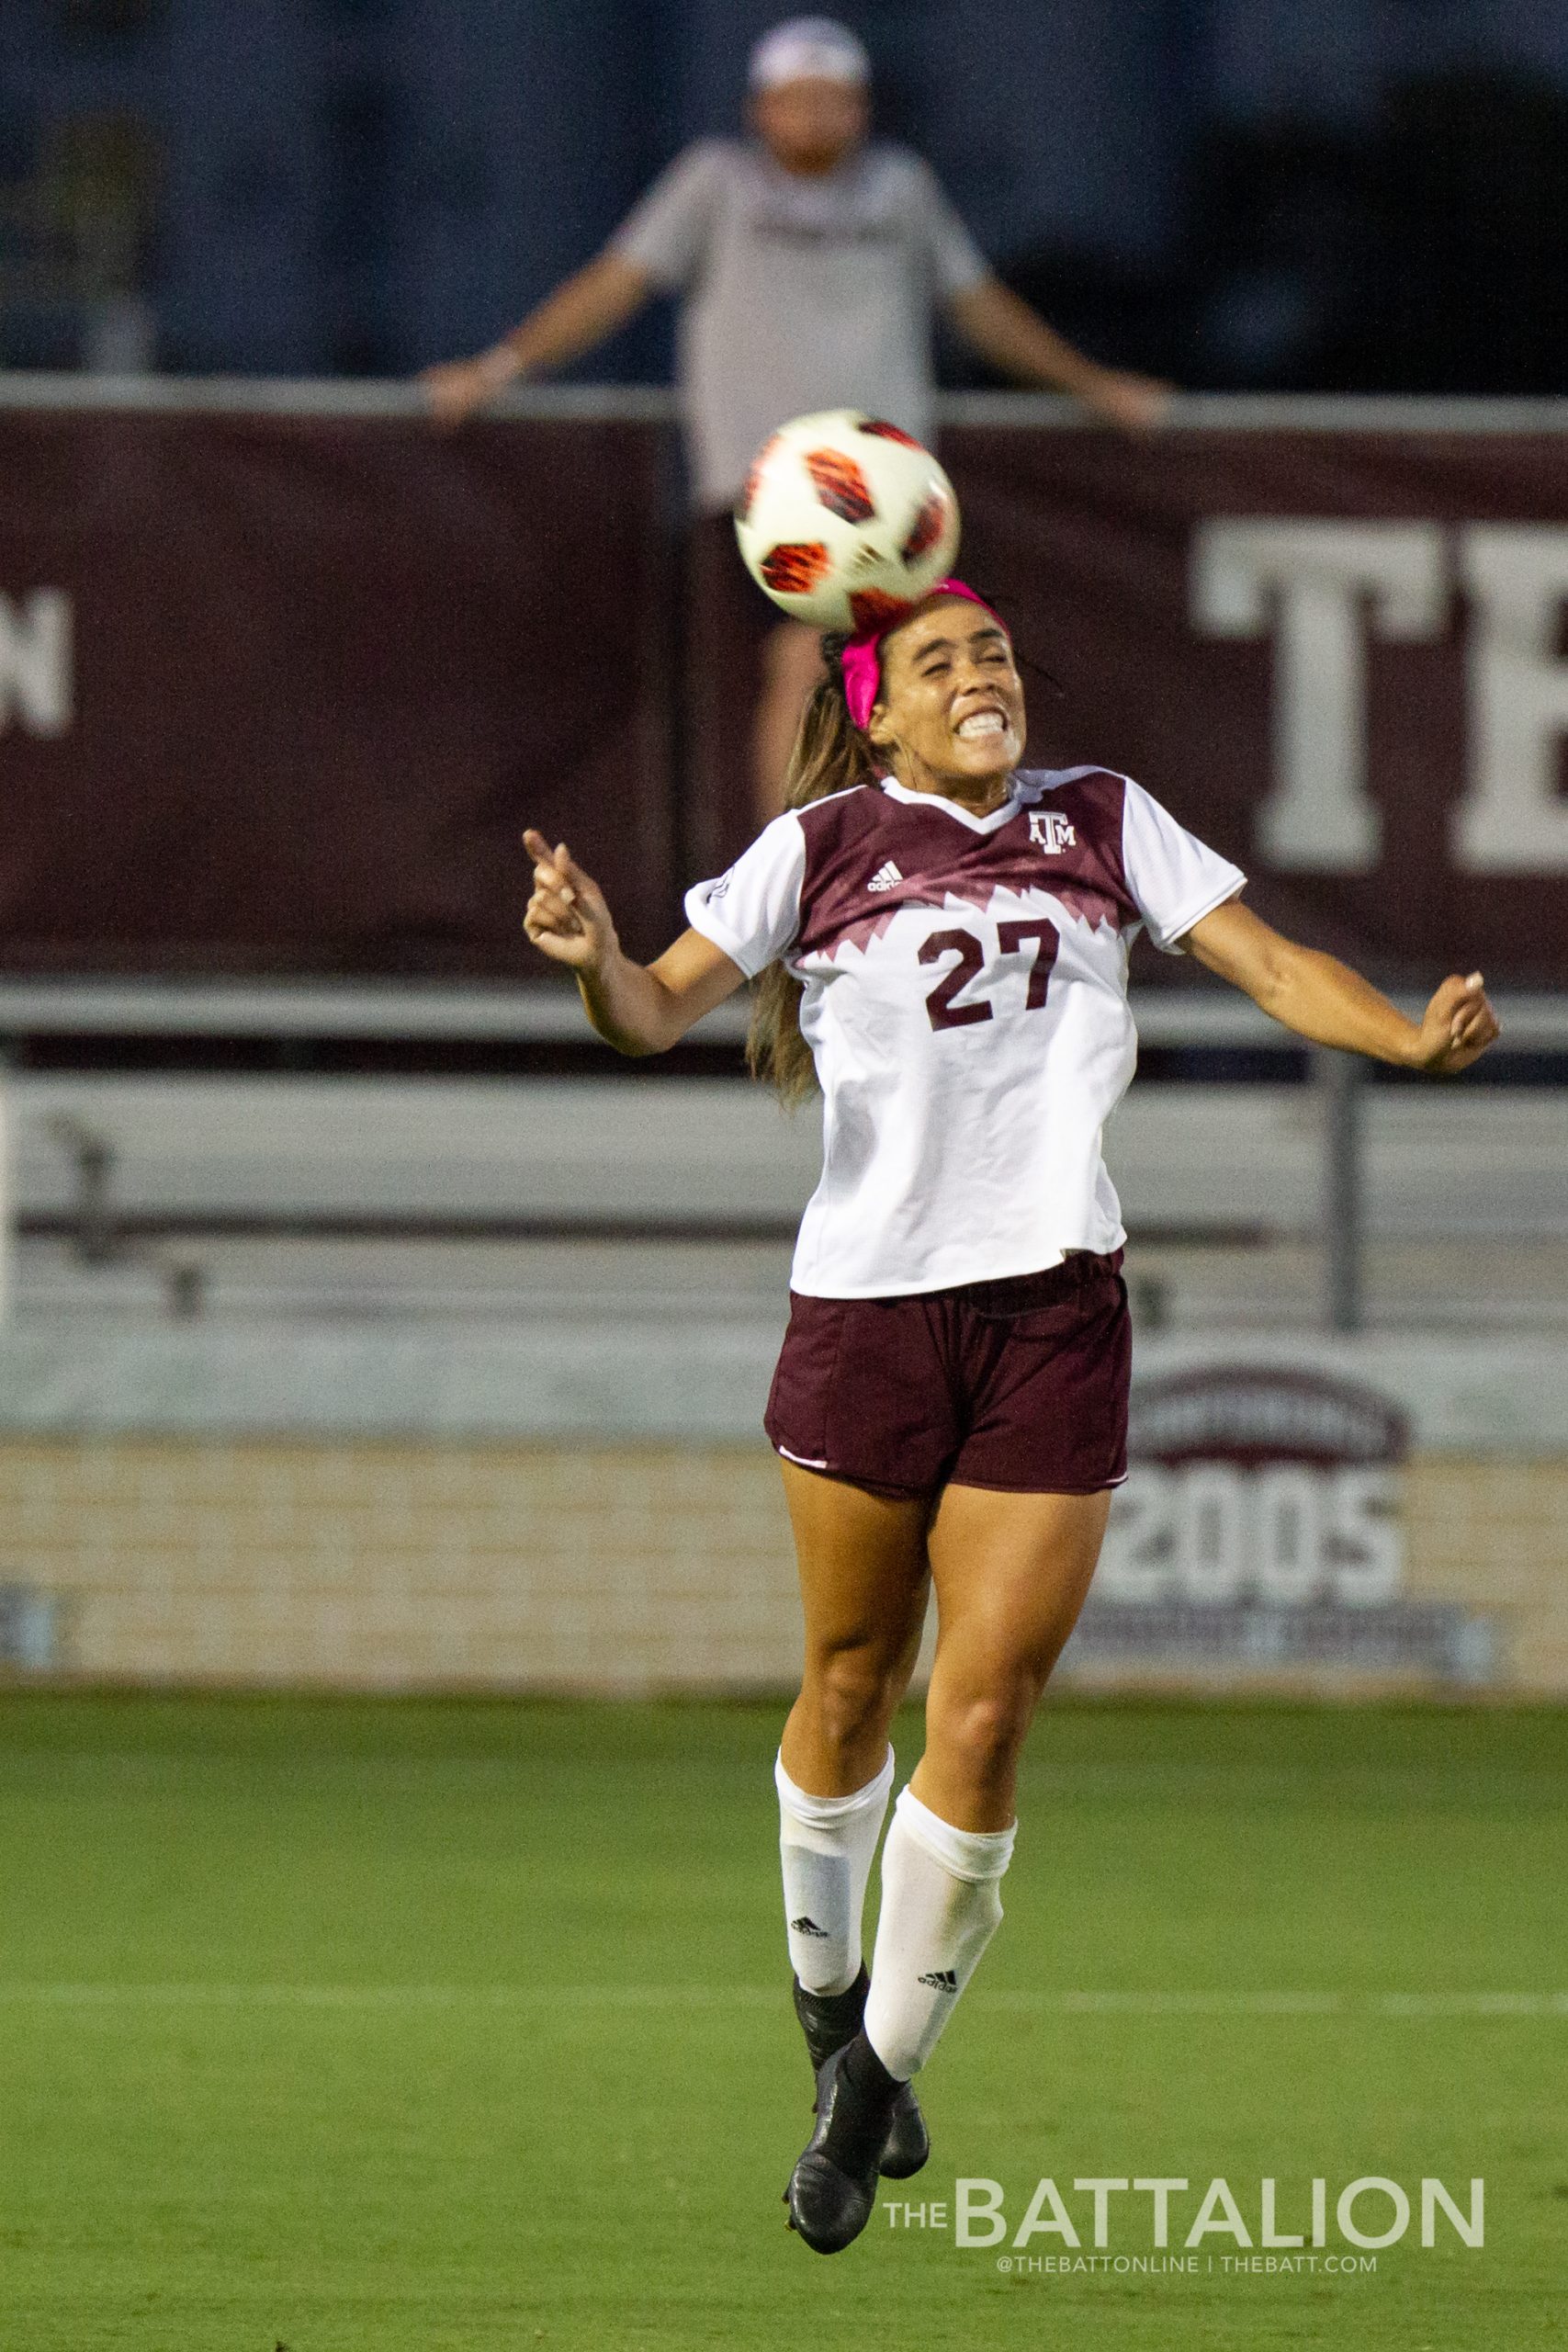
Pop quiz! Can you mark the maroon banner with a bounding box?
[6,409,1568,985]
[0,411,677,974]
[947,425,1568,989]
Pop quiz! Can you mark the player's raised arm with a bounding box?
[522,829,745,1056]
[1182,897,1500,1074]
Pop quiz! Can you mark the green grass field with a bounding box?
[1,1692,1563,2350]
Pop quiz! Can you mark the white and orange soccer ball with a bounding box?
[734,409,962,633]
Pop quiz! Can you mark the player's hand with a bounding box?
[419,348,518,428]
[1408,971,1500,1074]
[1086,368,1174,437]
[522,830,618,972]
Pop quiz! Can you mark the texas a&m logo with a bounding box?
[1028,809,1077,853]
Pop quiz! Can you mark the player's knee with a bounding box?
[803,1643,901,1757]
[936,1678,1042,1782]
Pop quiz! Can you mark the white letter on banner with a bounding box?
[1190,521,1446,871]
[1457,526,1568,870]
[0,590,73,736]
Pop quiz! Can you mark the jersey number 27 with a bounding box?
[919,920,1059,1033]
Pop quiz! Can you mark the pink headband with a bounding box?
[840,579,1006,731]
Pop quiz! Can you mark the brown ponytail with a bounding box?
[746,634,879,1106]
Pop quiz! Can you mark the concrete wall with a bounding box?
[1,1325,1564,1697]
[1,1432,1566,1698]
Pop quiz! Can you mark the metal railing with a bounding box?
[0,979,1562,1333]
[6,375,1568,430]
[1,975,1564,1046]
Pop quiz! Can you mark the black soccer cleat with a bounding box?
[791,1968,929,2179]
[786,2037,902,2255]
[874,2081,929,2182]
[792,1965,871,2073]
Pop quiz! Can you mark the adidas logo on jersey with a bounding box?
[1029,810,1077,853]
[917,1968,960,1992]
[790,1916,831,1938]
[866,859,904,892]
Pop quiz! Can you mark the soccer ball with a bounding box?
[734,409,961,633]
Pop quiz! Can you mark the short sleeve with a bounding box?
[608,141,725,292]
[684,811,807,978]
[908,157,989,300]
[1120,778,1246,954]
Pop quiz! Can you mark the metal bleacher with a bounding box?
[1,979,1564,1336]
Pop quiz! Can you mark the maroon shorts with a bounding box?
[764,1251,1131,1501]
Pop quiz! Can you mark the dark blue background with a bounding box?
[5,1,1568,388]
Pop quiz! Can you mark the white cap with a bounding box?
[749,17,871,91]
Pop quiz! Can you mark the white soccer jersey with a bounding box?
[685,769,1246,1298]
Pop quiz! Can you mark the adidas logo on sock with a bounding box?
[791,1916,831,1938]
[917,1968,959,1992]
[866,859,903,892]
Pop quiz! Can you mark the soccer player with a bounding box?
[423,16,1168,836]
[521,583,1498,2255]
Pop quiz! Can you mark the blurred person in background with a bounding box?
[422,16,1169,842]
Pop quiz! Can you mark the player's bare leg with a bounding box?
[789,1481,1111,2252]
[775,1462,933,2233]
[777,1460,931,1796]
[752,622,828,827]
[914,1483,1111,1830]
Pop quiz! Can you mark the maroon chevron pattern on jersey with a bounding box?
[794,772,1138,963]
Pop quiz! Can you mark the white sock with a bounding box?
[776,1747,895,1996]
[863,1784,1015,2078]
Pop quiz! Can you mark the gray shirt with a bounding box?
[611,138,989,512]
